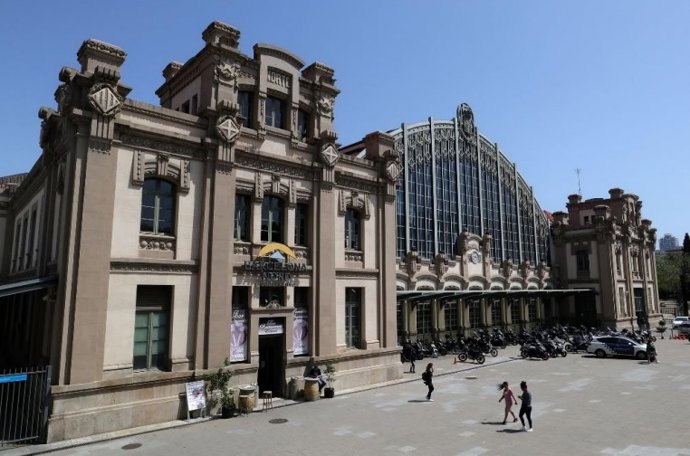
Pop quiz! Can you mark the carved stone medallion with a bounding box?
[320,144,339,167]
[216,116,240,144]
[385,160,401,182]
[88,83,123,117]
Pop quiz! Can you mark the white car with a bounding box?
[672,316,690,329]
[586,336,648,360]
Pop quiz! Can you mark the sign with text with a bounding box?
[259,318,284,336]
[242,242,306,285]
[230,308,248,362]
[293,307,309,355]
[185,380,207,412]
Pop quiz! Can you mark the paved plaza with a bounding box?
[11,338,690,456]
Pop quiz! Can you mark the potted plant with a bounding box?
[323,363,336,398]
[656,319,667,339]
[204,360,235,418]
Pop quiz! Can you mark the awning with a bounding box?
[397,288,593,302]
[0,275,58,299]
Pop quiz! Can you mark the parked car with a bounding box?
[676,322,690,335]
[672,316,690,329]
[586,336,647,360]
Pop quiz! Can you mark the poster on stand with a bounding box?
[185,380,207,412]
[230,309,247,362]
[293,307,309,355]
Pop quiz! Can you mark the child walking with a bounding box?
[498,381,518,424]
[518,380,533,431]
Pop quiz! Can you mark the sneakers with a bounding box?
[527,428,534,432]
[426,398,434,402]
[521,426,526,431]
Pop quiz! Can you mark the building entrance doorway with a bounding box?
[574,292,597,327]
[258,318,285,397]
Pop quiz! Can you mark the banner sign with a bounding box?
[259,318,284,336]
[241,242,307,285]
[230,308,248,362]
[185,380,207,412]
[293,307,309,355]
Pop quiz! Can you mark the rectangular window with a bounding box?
[260,287,284,308]
[27,208,37,267]
[345,288,362,348]
[181,100,190,114]
[265,96,285,129]
[191,94,198,115]
[294,203,308,246]
[618,287,626,316]
[444,301,458,332]
[19,217,28,270]
[297,109,309,141]
[345,210,361,250]
[416,301,432,337]
[11,221,20,272]
[491,299,503,326]
[576,250,589,272]
[633,288,644,314]
[510,298,521,325]
[528,298,538,322]
[238,91,253,128]
[468,300,481,328]
[234,195,250,241]
[133,286,170,371]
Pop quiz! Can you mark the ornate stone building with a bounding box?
[550,189,660,328]
[342,105,584,341]
[0,21,401,442]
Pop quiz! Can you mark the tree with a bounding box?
[656,252,682,299]
[681,233,690,315]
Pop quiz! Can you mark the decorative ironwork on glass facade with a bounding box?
[391,104,551,265]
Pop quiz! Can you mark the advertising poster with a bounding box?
[185,380,206,412]
[293,307,309,355]
[230,309,247,362]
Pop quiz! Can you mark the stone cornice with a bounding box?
[118,133,205,160]
[235,149,313,180]
[122,99,206,128]
[335,269,380,278]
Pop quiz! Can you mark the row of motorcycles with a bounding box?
[403,325,659,365]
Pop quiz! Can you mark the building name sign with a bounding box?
[241,243,307,285]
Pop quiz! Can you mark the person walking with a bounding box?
[403,341,416,373]
[498,381,518,424]
[647,339,658,364]
[422,363,434,401]
[518,380,533,431]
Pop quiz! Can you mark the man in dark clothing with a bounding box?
[518,380,533,431]
[403,341,416,373]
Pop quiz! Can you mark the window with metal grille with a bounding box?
[416,301,432,337]
[491,299,503,325]
[444,301,459,331]
[469,300,481,328]
[510,298,521,324]
[528,298,538,321]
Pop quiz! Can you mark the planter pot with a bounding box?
[324,387,335,399]
[221,406,235,418]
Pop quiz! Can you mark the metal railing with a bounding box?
[0,366,51,448]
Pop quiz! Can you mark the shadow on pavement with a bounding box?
[408,399,431,403]
[497,428,525,433]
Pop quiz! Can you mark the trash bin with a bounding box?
[288,377,299,400]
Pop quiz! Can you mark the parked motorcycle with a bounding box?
[520,342,549,360]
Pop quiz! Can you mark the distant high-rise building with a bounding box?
[658,233,679,252]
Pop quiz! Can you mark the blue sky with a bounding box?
[1,1,688,241]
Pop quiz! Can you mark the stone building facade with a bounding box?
[550,189,660,328]
[0,21,401,442]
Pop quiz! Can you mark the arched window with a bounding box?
[261,196,284,243]
[345,209,361,250]
[140,178,176,235]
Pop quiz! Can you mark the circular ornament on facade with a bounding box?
[320,144,339,167]
[216,116,240,144]
[469,251,480,264]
